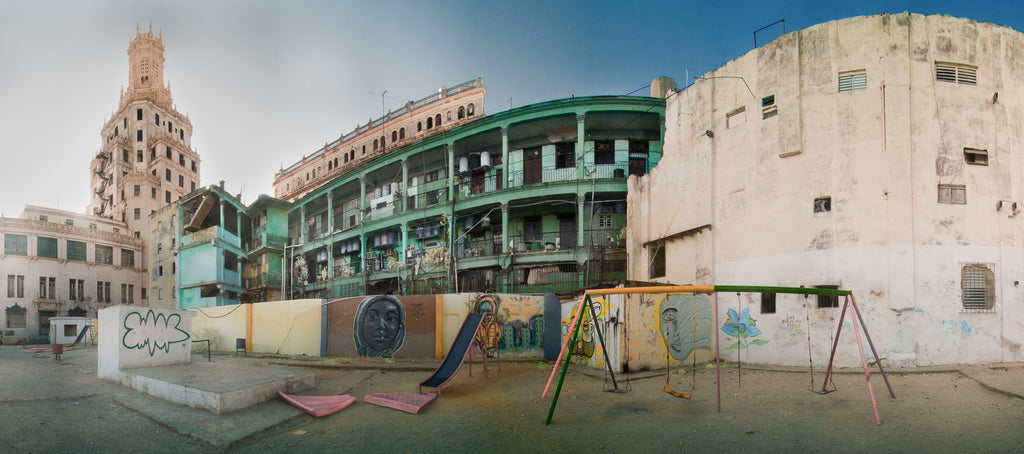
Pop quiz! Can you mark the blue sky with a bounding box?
[1,0,1023,217]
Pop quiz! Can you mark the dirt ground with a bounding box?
[2,345,1024,453]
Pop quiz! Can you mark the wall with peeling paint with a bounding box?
[628,13,1024,367]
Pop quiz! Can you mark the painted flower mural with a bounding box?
[721,307,768,350]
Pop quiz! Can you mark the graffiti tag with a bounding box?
[122,310,190,356]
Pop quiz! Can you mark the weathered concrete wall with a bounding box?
[628,13,1024,367]
[189,304,246,352]
[98,305,191,380]
[251,299,321,356]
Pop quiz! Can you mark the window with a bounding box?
[426,189,441,205]
[467,103,475,116]
[39,215,47,222]
[407,195,417,210]
[762,95,778,119]
[523,216,542,242]
[122,149,130,162]
[4,234,27,256]
[424,170,439,183]
[166,146,172,159]
[121,283,128,303]
[373,139,378,151]
[37,237,58,259]
[392,131,398,143]
[95,245,113,265]
[121,249,135,268]
[7,275,25,298]
[136,150,143,162]
[39,277,56,299]
[115,126,119,137]
[136,108,143,121]
[726,106,746,128]
[191,181,196,191]
[141,287,147,300]
[134,185,141,197]
[816,285,839,308]
[133,208,141,220]
[399,128,405,140]
[136,130,142,142]
[838,70,867,92]
[938,184,966,204]
[435,114,442,126]
[761,292,776,314]
[598,215,612,227]
[67,240,86,261]
[165,169,171,182]
[151,187,157,199]
[964,148,988,166]
[69,279,84,300]
[179,175,184,187]
[418,122,423,132]
[165,191,171,203]
[168,121,173,133]
[650,245,666,278]
[962,264,995,310]
[380,135,385,149]
[936,62,977,85]
[180,130,184,140]
[179,154,185,166]
[158,265,163,277]
[155,113,160,125]
[66,219,74,226]
[191,161,196,172]
[555,142,575,169]
[814,196,831,213]
[458,106,465,120]
[594,140,615,164]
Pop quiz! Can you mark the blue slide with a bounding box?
[419,312,484,395]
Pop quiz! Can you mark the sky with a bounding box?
[2,0,1024,218]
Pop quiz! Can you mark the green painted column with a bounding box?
[299,206,306,245]
[446,143,455,203]
[576,194,585,250]
[326,192,333,283]
[575,114,585,179]
[501,127,509,188]
[501,203,509,255]
[401,159,408,212]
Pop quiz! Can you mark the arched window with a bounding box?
[380,135,385,149]
[328,161,332,170]
[373,139,378,150]
[468,103,475,116]
[458,106,465,119]
[447,111,452,122]
[312,169,316,179]
[392,131,398,142]
[418,122,422,132]
[426,117,433,129]
[351,150,356,160]
[435,114,442,126]
[306,173,309,181]
[362,145,366,155]
[344,154,348,163]
[399,127,405,140]
[334,157,339,168]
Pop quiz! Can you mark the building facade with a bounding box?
[628,13,1024,367]
[283,86,666,299]
[1,206,146,339]
[89,23,200,257]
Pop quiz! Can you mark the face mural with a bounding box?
[658,293,713,361]
[354,295,406,357]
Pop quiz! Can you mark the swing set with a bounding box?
[543,285,896,426]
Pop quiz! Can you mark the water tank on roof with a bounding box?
[651,77,678,98]
[459,157,469,174]
[480,151,491,168]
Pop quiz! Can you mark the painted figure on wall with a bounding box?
[658,293,713,361]
[473,294,502,357]
[354,295,406,357]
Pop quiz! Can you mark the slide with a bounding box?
[419,312,484,395]
[63,326,90,351]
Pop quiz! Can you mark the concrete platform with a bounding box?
[117,362,315,414]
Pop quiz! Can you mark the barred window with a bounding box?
[121,249,135,268]
[95,245,113,265]
[4,234,27,256]
[67,240,87,261]
[37,237,58,259]
[962,264,995,311]
[838,70,867,92]
[936,62,977,85]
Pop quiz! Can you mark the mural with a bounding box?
[721,307,768,350]
[122,309,190,356]
[470,293,544,357]
[658,293,713,361]
[565,297,610,367]
[354,296,406,357]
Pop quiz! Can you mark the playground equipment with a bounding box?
[364,312,489,414]
[278,391,358,417]
[544,285,896,426]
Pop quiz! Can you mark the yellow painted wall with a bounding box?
[251,299,321,356]
[189,305,247,352]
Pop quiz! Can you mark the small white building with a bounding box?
[49,317,93,345]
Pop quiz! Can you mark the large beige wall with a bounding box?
[629,13,1024,367]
